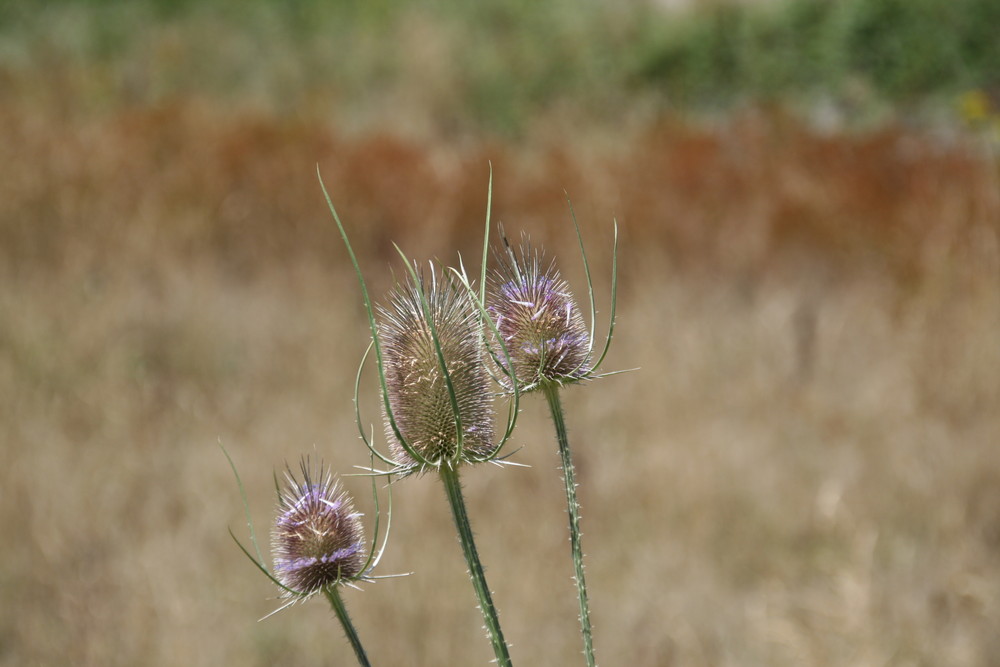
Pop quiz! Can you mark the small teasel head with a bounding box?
[271,459,367,596]
[487,232,592,391]
[378,263,495,472]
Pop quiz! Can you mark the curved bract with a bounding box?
[224,449,397,620]
[485,209,619,394]
[271,461,367,595]
[488,235,592,391]
[319,167,520,476]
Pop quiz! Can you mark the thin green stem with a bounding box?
[542,383,596,667]
[439,465,513,667]
[324,586,372,667]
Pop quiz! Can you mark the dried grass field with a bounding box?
[2,8,1000,661]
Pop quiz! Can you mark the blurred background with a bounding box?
[2,0,999,664]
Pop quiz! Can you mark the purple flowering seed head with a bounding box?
[378,266,495,469]
[487,240,591,391]
[271,462,366,595]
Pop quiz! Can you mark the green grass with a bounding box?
[637,0,1000,109]
[3,0,996,134]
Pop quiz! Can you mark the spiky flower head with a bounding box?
[378,264,495,471]
[487,236,591,391]
[271,460,366,596]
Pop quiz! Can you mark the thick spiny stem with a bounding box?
[325,586,372,667]
[543,383,596,667]
[439,465,513,667]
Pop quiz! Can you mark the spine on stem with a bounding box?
[440,464,513,667]
[325,587,372,667]
[544,384,596,667]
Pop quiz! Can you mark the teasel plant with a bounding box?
[480,203,620,667]
[320,169,521,667]
[224,449,399,667]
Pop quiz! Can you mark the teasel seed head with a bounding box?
[378,264,495,471]
[271,460,366,596]
[487,236,591,391]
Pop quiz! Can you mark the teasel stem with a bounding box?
[324,587,372,667]
[542,382,595,667]
[439,463,513,667]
